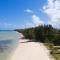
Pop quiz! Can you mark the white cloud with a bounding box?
[32,15,44,26]
[0,22,18,29]
[4,23,12,27]
[43,0,60,28]
[21,15,44,28]
[24,9,33,14]
[21,22,35,29]
[25,22,35,28]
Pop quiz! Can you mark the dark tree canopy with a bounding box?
[15,25,60,46]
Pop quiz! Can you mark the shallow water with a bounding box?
[0,31,20,60]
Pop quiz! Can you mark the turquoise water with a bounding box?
[0,31,20,60]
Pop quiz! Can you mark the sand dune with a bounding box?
[9,39,54,60]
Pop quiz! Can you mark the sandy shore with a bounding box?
[9,38,54,60]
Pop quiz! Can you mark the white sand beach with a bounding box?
[9,38,54,60]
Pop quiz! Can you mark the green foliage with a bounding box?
[50,46,60,60]
[15,24,60,46]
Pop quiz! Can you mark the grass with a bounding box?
[52,53,60,60]
[44,43,60,60]
[51,46,60,60]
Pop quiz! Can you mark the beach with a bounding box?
[9,37,54,60]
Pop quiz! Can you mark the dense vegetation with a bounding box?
[15,25,60,46]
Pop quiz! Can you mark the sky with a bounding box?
[0,0,60,30]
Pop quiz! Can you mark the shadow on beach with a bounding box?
[20,37,39,43]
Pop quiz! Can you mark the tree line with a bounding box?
[15,25,60,46]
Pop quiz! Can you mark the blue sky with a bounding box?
[0,0,60,30]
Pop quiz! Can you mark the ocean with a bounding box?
[0,30,21,60]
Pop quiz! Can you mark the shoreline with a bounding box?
[8,38,55,60]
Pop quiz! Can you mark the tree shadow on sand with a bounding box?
[20,38,39,43]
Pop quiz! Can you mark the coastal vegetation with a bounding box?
[15,24,60,60]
